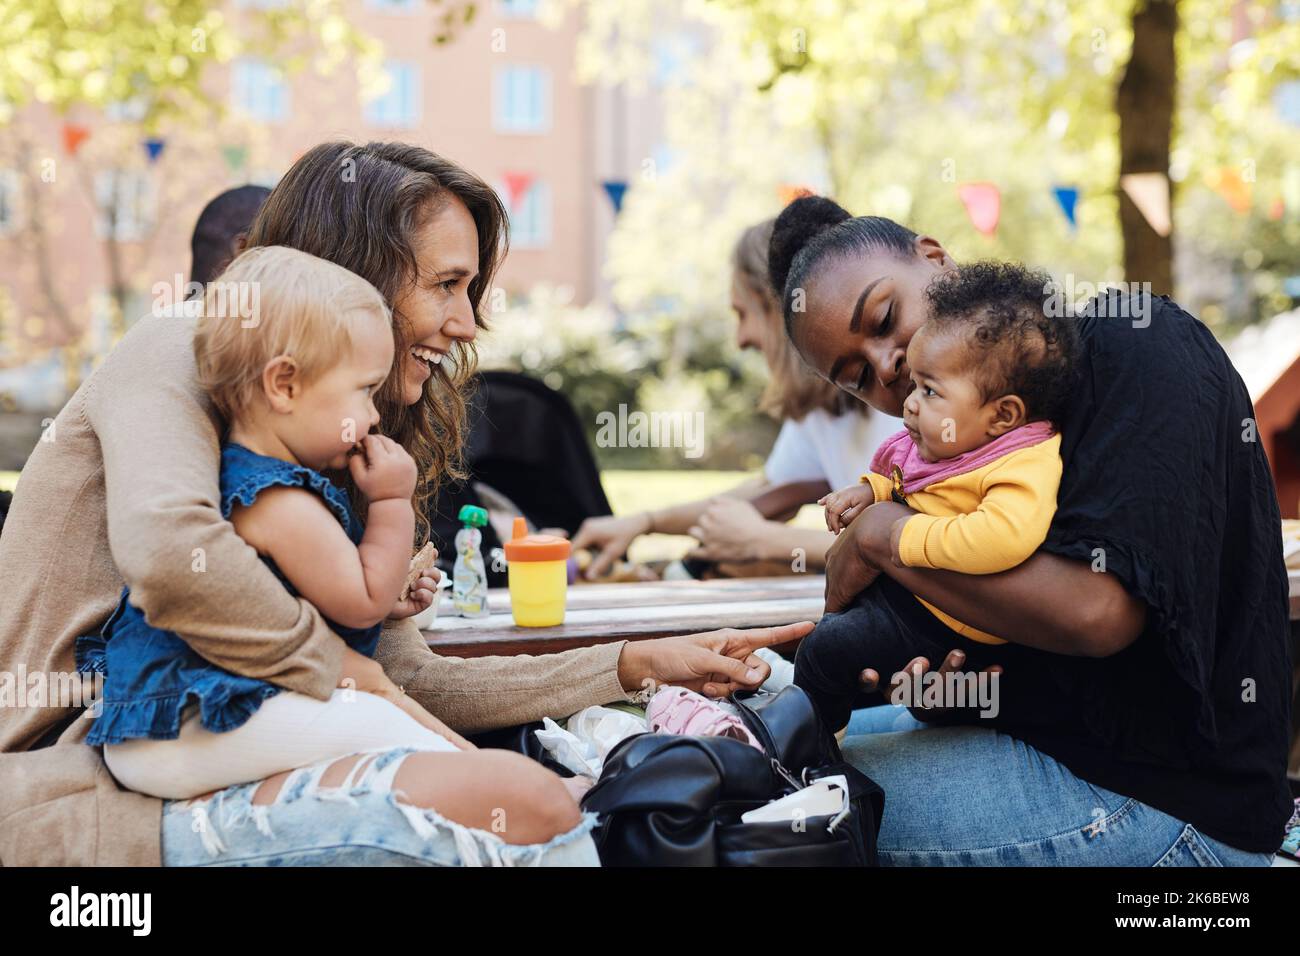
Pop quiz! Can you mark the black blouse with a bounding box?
[881,290,1293,853]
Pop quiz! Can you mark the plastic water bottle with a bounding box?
[452,505,490,618]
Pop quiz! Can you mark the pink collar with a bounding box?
[869,420,1056,495]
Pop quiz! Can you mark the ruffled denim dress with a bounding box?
[77,443,381,746]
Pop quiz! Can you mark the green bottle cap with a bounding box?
[458,505,489,528]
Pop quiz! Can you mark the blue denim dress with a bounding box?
[77,442,380,746]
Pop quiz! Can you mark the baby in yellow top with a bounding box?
[794,261,1079,731]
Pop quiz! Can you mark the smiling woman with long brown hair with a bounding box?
[243,142,506,538]
[0,140,811,867]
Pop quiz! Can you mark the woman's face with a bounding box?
[730,271,778,371]
[392,195,481,406]
[789,236,955,418]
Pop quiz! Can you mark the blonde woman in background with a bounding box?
[573,219,900,579]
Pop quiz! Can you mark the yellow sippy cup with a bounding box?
[504,517,571,627]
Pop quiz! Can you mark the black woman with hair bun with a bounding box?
[769,195,1291,867]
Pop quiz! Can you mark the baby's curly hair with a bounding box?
[923,261,1079,425]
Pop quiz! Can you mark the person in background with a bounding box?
[189,185,272,288]
[572,218,900,579]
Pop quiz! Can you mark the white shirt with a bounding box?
[764,408,902,492]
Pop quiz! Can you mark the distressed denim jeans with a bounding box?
[843,705,1276,867]
[161,746,601,867]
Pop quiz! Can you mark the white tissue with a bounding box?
[533,705,648,779]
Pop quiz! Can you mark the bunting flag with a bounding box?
[1120,172,1171,237]
[61,123,91,156]
[1052,185,1079,229]
[1205,167,1252,214]
[221,145,248,172]
[778,184,814,207]
[601,179,628,214]
[957,182,1000,237]
[502,172,535,211]
[143,138,166,163]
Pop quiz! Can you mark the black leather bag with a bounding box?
[581,686,885,867]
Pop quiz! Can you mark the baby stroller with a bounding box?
[426,370,612,587]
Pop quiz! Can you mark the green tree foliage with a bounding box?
[0,0,386,127]
[577,0,1300,326]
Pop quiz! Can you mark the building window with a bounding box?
[249,168,282,190]
[365,61,421,128]
[501,179,551,248]
[0,170,21,236]
[497,0,539,17]
[105,96,149,122]
[231,59,290,122]
[494,65,550,133]
[94,171,156,241]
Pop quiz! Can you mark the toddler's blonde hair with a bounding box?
[194,245,392,423]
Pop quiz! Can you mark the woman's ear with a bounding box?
[913,235,957,271]
[262,355,300,413]
[987,394,1027,436]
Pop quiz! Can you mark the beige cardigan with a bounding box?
[0,313,630,866]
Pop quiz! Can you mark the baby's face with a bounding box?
[289,314,394,472]
[900,326,1002,462]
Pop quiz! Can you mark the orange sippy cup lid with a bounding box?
[502,517,572,562]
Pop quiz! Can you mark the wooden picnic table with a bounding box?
[422,569,1300,658]
[422,576,825,657]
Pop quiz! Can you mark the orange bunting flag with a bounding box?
[1205,167,1252,214]
[62,123,91,156]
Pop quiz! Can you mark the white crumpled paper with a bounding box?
[534,705,648,779]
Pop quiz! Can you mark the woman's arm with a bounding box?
[83,315,344,698]
[571,475,772,579]
[686,498,835,569]
[829,501,1146,657]
[375,618,812,733]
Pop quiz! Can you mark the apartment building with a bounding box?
[0,0,665,410]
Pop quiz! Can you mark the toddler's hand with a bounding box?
[818,484,874,535]
[388,568,441,620]
[349,434,417,503]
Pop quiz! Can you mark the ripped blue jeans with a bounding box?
[161,746,601,867]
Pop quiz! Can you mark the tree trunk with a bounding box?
[1116,0,1177,294]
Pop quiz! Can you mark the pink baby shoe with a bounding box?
[645,686,764,752]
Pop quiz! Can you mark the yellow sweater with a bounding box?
[862,433,1063,644]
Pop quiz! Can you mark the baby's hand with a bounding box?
[818,484,875,535]
[388,568,441,620]
[348,434,417,503]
